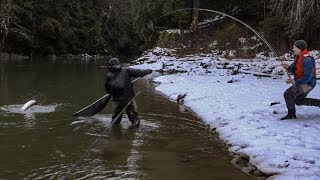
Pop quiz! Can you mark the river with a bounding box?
[0,58,255,179]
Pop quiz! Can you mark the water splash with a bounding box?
[0,104,59,115]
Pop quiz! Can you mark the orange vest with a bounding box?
[294,49,316,79]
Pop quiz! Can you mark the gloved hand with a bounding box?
[286,78,295,85]
[282,63,289,69]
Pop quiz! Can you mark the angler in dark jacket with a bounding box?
[281,40,320,120]
[104,58,152,127]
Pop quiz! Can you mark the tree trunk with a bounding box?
[191,0,199,32]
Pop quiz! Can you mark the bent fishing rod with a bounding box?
[152,8,293,81]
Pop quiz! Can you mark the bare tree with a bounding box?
[0,0,13,48]
[0,0,30,50]
[270,0,317,34]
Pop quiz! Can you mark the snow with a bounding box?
[130,47,320,179]
[198,15,225,28]
[161,29,181,35]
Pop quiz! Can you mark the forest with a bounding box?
[0,0,319,57]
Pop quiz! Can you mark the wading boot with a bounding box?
[281,109,296,120]
[132,119,140,127]
[310,99,320,108]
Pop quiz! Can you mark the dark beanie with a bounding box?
[108,58,120,66]
[293,40,307,50]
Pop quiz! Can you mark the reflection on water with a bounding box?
[0,59,255,179]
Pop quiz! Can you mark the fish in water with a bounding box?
[21,100,37,111]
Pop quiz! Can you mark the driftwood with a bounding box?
[270,102,280,106]
[239,70,276,78]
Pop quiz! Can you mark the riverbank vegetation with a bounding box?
[0,0,319,58]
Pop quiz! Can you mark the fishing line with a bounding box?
[61,91,141,180]
[141,112,208,127]
[151,8,292,80]
[141,112,221,140]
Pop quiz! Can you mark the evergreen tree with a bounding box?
[0,0,319,56]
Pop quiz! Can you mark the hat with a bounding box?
[293,40,307,50]
[108,58,120,66]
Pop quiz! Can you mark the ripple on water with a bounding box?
[71,114,160,130]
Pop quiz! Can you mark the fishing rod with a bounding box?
[61,91,142,180]
[152,8,293,81]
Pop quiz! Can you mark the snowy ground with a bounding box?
[131,47,320,179]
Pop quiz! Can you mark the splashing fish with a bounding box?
[21,100,37,111]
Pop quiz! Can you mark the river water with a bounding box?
[0,58,255,179]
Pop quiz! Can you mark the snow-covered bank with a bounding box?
[131,47,320,179]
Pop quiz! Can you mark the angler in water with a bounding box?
[281,40,320,120]
[104,58,152,127]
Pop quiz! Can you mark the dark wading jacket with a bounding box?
[104,67,150,101]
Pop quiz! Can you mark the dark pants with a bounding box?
[284,84,318,110]
[111,99,139,124]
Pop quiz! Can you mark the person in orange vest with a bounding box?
[281,40,319,120]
